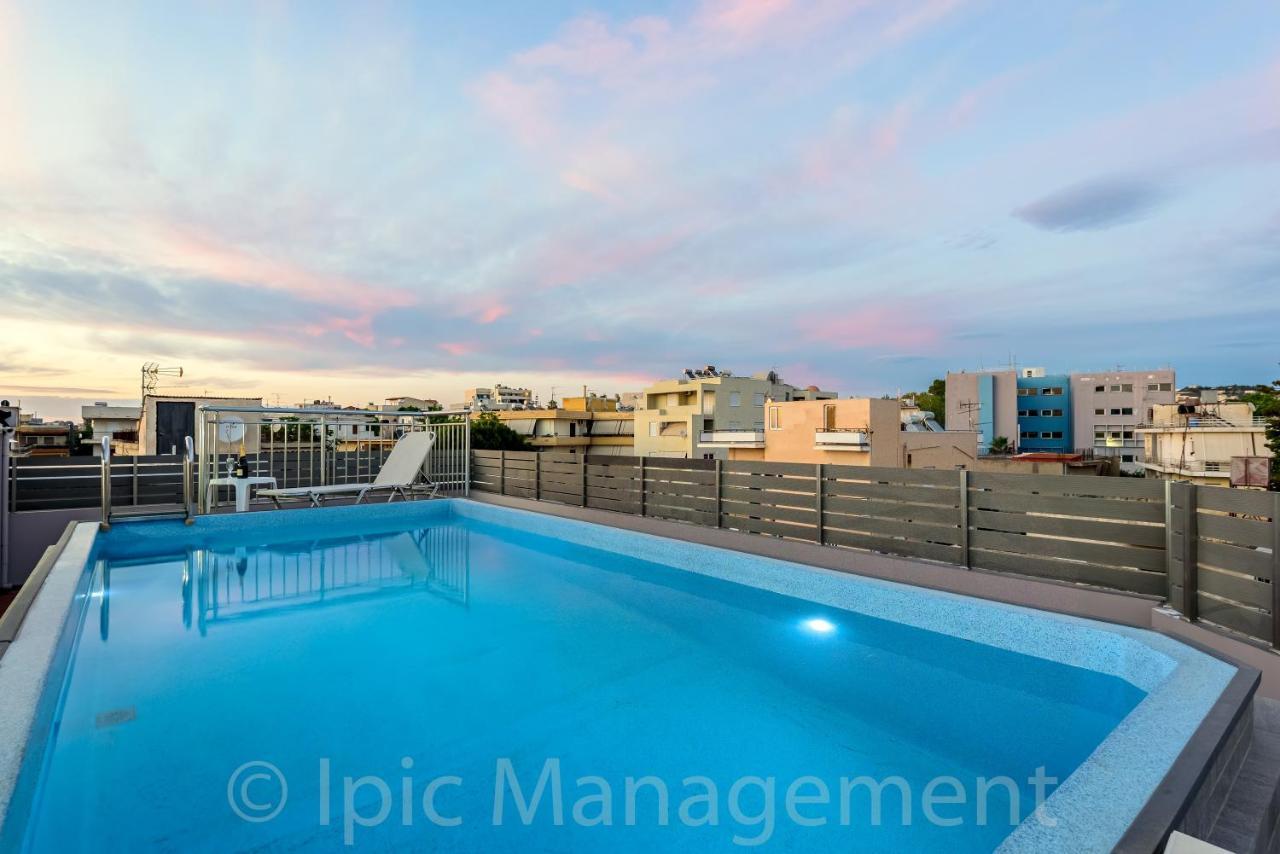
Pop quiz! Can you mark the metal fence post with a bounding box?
[534,452,541,501]
[958,468,970,568]
[132,454,139,506]
[1272,493,1280,650]
[580,453,587,507]
[715,459,723,528]
[499,450,506,496]
[639,456,646,517]
[815,463,824,545]
[464,412,471,497]
[1176,482,1199,621]
[0,431,10,587]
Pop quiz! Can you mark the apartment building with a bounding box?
[633,368,836,459]
[1137,398,1270,488]
[495,396,634,455]
[1071,370,1175,471]
[464,384,534,411]
[947,365,1175,467]
[1014,369,1071,453]
[81,403,142,456]
[720,398,978,468]
[945,369,1018,451]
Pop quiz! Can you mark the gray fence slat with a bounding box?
[970,549,1167,597]
[719,500,818,526]
[824,528,959,563]
[1197,539,1273,580]
[824,479,959,505]
[968,489,1166,523]
[1197,566,1273,611]
[1196,512,1274,549]
[971,528,1165,573]
[824,513,963,546]
[969,508,1165,549]
[1196,488,1276,517]
[824,464,960,486]
[722,515,819,541]
[821,496,958,526]
[722,460,814,477]
[969,471,1164,500]
[1196,595,1271,643]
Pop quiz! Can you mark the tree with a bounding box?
[912,378,946,426]
[988,435,1011,455]
[469,412,531,451]
[1245,379,1280,490]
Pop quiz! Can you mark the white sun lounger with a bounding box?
[259,430,438,508]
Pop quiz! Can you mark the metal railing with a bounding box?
[98,436,111,530]
[195,405,470,513]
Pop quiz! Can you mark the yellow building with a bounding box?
[495,397,634,455]
[633,368,836,459]
[710,398,979,469]
[1137,400,1271,488]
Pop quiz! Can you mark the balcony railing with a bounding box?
[813,428,871,449]
[698,430,765,447]
[194,405,471,511]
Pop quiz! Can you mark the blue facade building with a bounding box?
[1015,373,1071,452]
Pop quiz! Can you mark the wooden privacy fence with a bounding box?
[472,450,1280,650]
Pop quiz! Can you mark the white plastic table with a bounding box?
[207,476,277,512]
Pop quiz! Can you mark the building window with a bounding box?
[752,392,765,407]
[1121,384,1132,392]
[1095,385,1105,393]
[649,422,659,437]
[729,392,741,407]
[1159,383,1172,391]
[1094,408,1104,415]
[1110,384,1121,392]
[1109,408,1119,415]
[1146,383,1159,392]
[1122,454,1135,463]
[768,407,780,430]
[1051,431,1063,439]
[1044,387,1063,396]
[1121,407,1133,415]
[1040,431,1052,439]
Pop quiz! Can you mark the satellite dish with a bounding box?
[217,416,246,445]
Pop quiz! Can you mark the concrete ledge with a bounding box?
[1153,609,1280,703]
[469,492,1162,629]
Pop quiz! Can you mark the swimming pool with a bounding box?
[0,499,1238,851]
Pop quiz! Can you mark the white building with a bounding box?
[81,403,143,456]
[464,384,534,411]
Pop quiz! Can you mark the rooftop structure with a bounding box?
[1137,398,1271,488]
[711,397,978,469]
[634,367,836,459]
[464,384,534,411]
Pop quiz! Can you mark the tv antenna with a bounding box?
[141,362,183,400]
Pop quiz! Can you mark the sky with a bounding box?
[2,0,1279,421]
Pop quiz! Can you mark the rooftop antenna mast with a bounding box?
[141,362,184,402]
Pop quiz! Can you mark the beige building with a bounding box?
[1137,400,1271,488]
[633,368,836,460]
[945,369,1019,448]
[141,395,263,456]
[718,398,978,469]
[496,396,634,455]
[1071,369,1176,470]
[465,384,534,411]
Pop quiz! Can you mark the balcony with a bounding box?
[698,430,765,448]
[813,428,871,450]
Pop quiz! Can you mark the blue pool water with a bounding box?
[8,502,1168,851]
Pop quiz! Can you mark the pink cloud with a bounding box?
[477,303,510,324]
[438,342,473,357]
[797,305,945,350]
